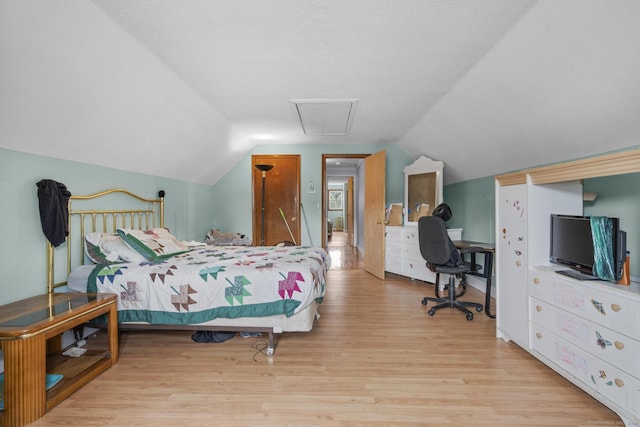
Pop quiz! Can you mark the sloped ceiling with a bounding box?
[1,1,639,185]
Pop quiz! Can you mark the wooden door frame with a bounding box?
[322,154,368,248]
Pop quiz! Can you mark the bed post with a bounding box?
[46,241,54,294]
[158,190,165,228]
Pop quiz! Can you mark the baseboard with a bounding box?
[466,274,494,297]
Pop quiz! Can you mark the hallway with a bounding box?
[327,231,363,270]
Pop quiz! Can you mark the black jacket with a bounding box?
[36,179,71,247]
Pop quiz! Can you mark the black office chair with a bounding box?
[418,215,484,320]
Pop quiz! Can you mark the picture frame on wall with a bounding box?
[329,190,343,210]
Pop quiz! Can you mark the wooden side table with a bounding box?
[0,293,118,427]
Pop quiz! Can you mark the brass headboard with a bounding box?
[47,189,165,293]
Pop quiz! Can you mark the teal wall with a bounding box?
[209,143,413,246]
[0,148,214,305]
[443,176,495,243]
[584,174,640,277]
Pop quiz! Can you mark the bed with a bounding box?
[46,188,329,355]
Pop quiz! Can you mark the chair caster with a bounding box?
[475,306,483,312]
[466,313,474,321]
[421,298,428,305]
[428,308,435,316]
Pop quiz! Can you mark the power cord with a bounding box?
[250,340,271,361]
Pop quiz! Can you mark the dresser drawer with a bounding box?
[402,257,434,282]
[531,298,640,379]
[531,323,640,418]
[530,271,640,340]
[385,255,403,274]
[386,240,403,257]
[402,241,421,261]
[402,241,435,282]
[385,226,403,242]
[385,239,403,274]
[402,227,419,244]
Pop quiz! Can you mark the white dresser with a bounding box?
[494,150,640,426]
[385,225,462,282]
[529,266,640,422]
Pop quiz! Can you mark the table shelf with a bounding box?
[0,293,118,427]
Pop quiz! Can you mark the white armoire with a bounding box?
[495,150,640,426]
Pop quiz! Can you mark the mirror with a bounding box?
[404,156,444,226]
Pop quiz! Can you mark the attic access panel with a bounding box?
[291,99,358,136]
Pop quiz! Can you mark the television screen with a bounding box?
[550,214,623,280]
[550,215,595,275]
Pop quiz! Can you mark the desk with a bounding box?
[0,293,118,427]
[454,240,496,318]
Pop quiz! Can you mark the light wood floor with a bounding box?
[327,231,364,270]
[32,240,622,426]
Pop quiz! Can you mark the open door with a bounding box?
[346,177,355,246]
[364,150,386,279]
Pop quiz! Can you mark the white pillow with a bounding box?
[101,236,148,264]
[84,232,146,264]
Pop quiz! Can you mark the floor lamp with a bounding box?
[255,164,274,245]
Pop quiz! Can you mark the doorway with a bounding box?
[323,154,365,270]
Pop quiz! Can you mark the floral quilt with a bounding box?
[88,245,329,324]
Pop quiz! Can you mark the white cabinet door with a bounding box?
[496,183,528,345]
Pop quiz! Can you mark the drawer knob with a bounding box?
[614,341,624,350]
[536,332,543,339]
[536,305,543,312]
[611,303,621,312]
[516,261,522,267]
[533,277,540,284]
[614,378,624,388]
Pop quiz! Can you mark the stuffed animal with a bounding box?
[205,229,252,246]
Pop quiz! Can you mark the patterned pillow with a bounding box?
[84,232,147,264]
[85,233,119,264]
[117,228,189,262]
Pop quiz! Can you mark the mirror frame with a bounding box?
[403,156,444,226]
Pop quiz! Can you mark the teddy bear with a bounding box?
[205,229,252,246]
